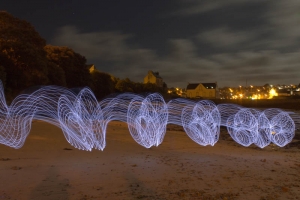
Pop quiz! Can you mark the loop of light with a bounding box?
[0,81,297,151]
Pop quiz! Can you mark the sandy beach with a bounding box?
[0,120,299,200]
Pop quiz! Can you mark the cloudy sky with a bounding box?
[1,0,300,87]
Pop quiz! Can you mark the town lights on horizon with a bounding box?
[269,88,278,99]
[0,81,297,151]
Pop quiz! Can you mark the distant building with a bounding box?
[144,71,163,87]
[86,64,95,73]
[186,83,218,99]
[277,88,292,97]
[294,84,300,96]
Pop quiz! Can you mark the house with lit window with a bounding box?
[144,70,163,87]
[186,83,218,99]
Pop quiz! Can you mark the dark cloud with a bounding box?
[51,0,300,88]
[52,26,133,61]
[166,0,266,18]
[197,27,259,49]
[53,25,300,87]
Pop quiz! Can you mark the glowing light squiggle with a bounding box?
[167,99,220,146]
[0,81,297,151]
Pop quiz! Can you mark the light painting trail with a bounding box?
[0,81,298,151]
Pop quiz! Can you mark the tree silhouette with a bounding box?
[44,45,91,88]
[0,66,6,88]
[91,70,114,99]
[0,11,49,93]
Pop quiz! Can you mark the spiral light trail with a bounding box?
[0,81,297,151]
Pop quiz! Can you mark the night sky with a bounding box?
[1,0,300,88]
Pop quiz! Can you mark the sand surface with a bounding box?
[0,121,300,200]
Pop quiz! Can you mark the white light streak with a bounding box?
[0,81,297,150]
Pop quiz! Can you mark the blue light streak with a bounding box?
[0,81,297,151]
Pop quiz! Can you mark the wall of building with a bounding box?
[186,84,217,99]
[199,84,216,98]
[187,84,200,98]
[155,77,163,87]
[144,72,155,84]
[143,71,163,87]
